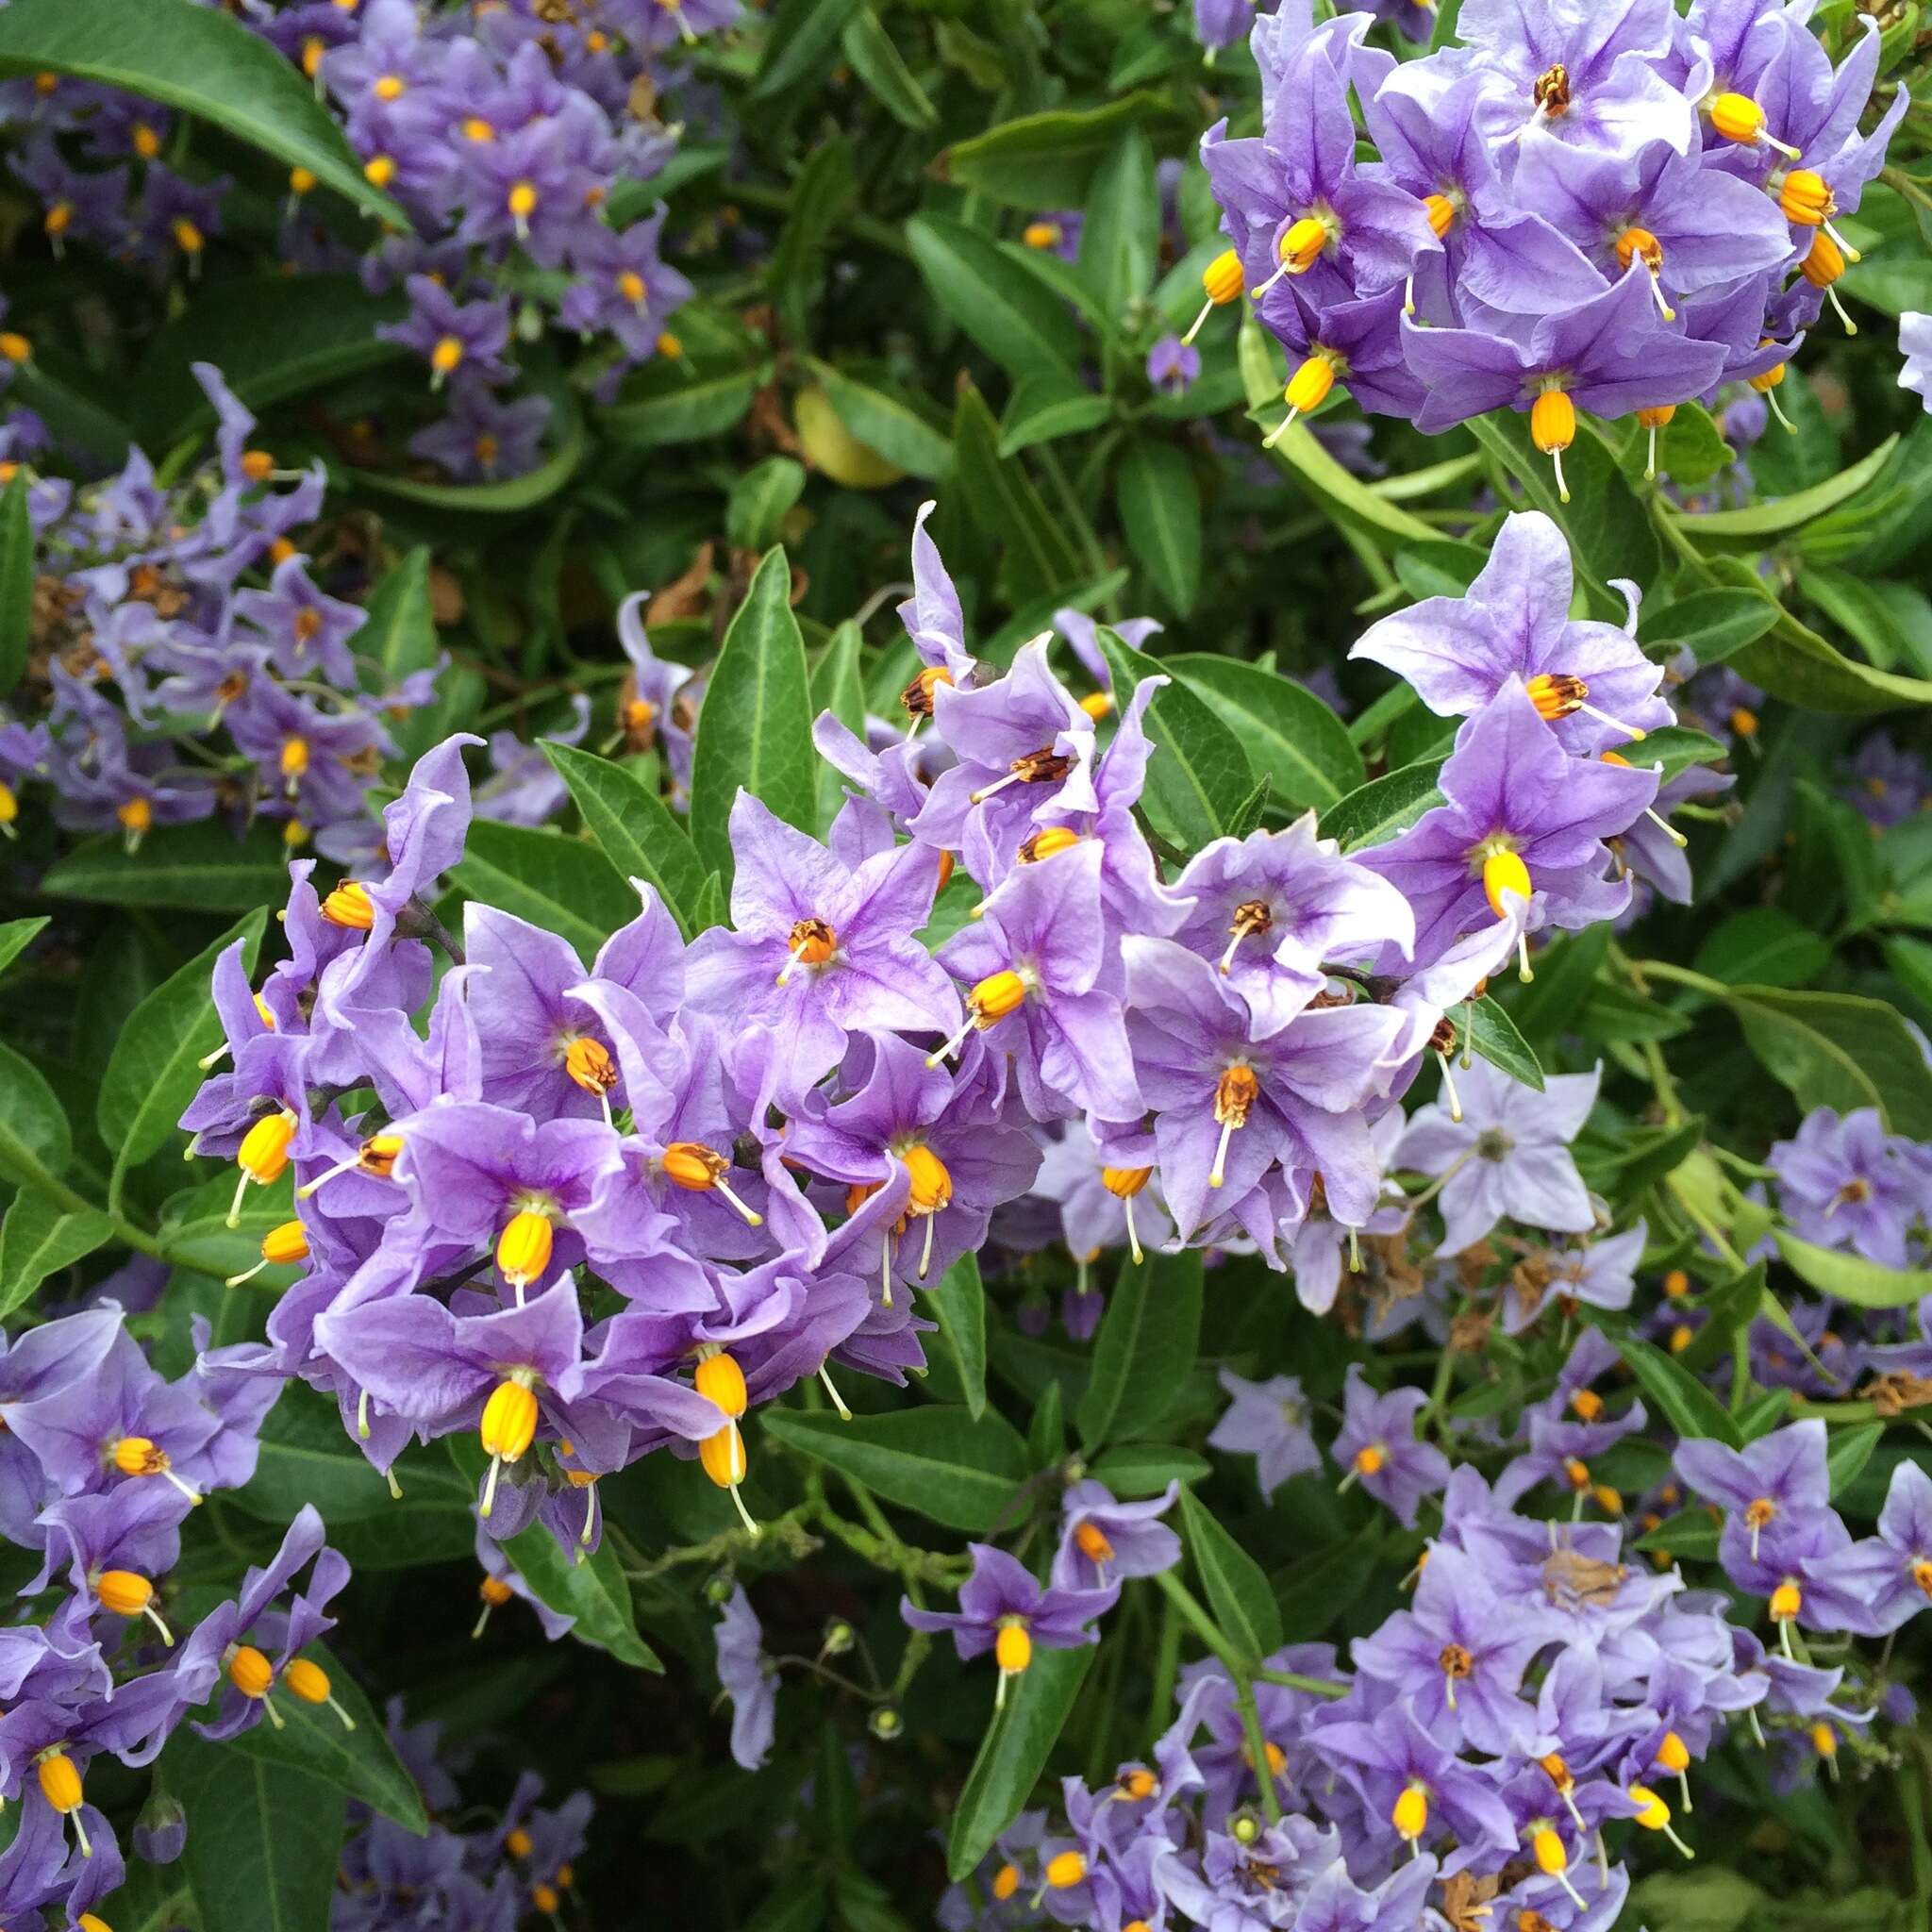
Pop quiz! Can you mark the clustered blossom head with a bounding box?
[335,1700,592,1927]
[0,364,449,860]
[1194,0,1906,496]
[0,1307,345,1926]
[3,0,720,482]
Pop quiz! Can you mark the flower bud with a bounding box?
[134,1789,188,1864]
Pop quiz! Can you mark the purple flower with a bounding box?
[1207,1369,1322,1500]
[1674,1419,1829,1566]
[408,376,552,481]
[1840,732,1927,829]
[378,275,513,388]
[713,1586,776,1770]
[1862,1459,1932,1635]
[1147,335,1201,396]
[1319,1698,1516,1861]
[1359,683,1657,969]
[1900,311,1932,409]
[902,1544,1117,1702]
[1051,1481,1181,1591]
[1332,1365,1451,1528]
[1351,512,1671,753]
[683,792,960,1108]
[1396,1056,1600,1257]
[1768,1108,1924,1270]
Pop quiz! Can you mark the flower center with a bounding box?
[778,917,837,985]
[1219,899,1274,976]
[1533,63,1571,115]
[1074,1521,1114,1563]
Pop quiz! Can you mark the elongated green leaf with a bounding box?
[362,546,438,689]
[1612,1335,1743,1449]
[1637,587,1779,667]
[1096,629,1253,855]
[167,1732,346,1932]
[1774,1230,1932,1310]
[840,8,937,128]
[1117,438,1202,616]
[0,1040,71,1186]
[760,1405,1028,1534]
[100,910,266,1170]
[451,820,636,960]
[223,1642,428,1832]
[133,275,407,446]
[811,620,867,836]
[0,916,46,982]
[0,472,29,697]
[0,0,402,224]
[937,94,1192,210]
[1088,1443,1211,1496]
[770,138,855,341]
[908,215,1083,379]
[1726,985,1932,1139]
[42,820,291,911]
[689,546,817,886]
[1826,1422,1884,1498]
[806,359,954,479]
[543,741,706,939]
[726,458,807,555]
[928,1252,989,1423]
[1692,909,1830,991]
[1170,656,1364,810]
[1077,1250,1203,1454]
[88,1862,192,1932]
[0,1190,114,1317]
[1465,998,1544,1091]
[603,361,769,447]
[1674,435,1899,544]
[1176,1487,1283,1667]
[945,1643,1094,1881]
[953,384,1085,607]
[1080,131,1158,322]
[1317,758,1446,854]
[753,0,863,98]
[998,371,1112,458]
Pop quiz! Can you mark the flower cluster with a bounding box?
[0,1307,349,1926]
[336,1700,592,1928]
[1768,1106,1932,1271]
[936,1392,1932,1932]
[1191,0,1906,495]
[2,0,723,482]
[0,362,444,859]
[179,493,1687,1577]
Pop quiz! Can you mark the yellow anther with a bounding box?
[1044,1851,1086,1890]
[1102,1166,1152,1200]
[430,336,464,375]
[36,1750,82,1815]
[994,1620,1033,1675]
[903,1143,953,1217]
[1770,1579,1802,1622]
[533,1884,560,1913]
[1263,350,1341,448]
[480,1378,540,1464]
[1529,387,1576,503]
[506,1825,534,1858]
[970,970,1028,1024]
[1482,849,1532,918]
[1391,1782,1429,1841]
[507,180,538,220]
[1021,826,1082,862]
[480,1574,514,1607]
[1663,1268,1690,1298]
[1120,1768,1158,1800]
[616,269,647,306]
[694,1350,748,1420]
[1074,1521,1115,1564]
[364,155,397,187]
[991,1864,1023,1902]
[0,331,30,363]
[374,73,406,100]
[1532,1824,1568,1876]
[1569,1389,1604,1423]
[118,796,154,846]
[1669,1323,1695,1354]
[461,116,496,142]
[228,1643,275,1699]
[1710,92,1800,157]
[495,1208,555,1291]
[322,881,375,929]
[1203,248,1244,305]
[238,1108,298,1185]
[281,1656,354,1730]
[1810,1721,1837,1758]
[1354,1443,1387,1477]
[1657,1730,1690,1774]
[290,166,317,195]
[1276,215,1329,275]
[563,1036,618,1100]
[1424,192,1457,240]
[1802,232,1846,290]
[280,738,310,782]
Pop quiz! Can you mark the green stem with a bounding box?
[1146,1586,1181,1740]
[1254,1666,1350,1700]
[9,1147,168,1262]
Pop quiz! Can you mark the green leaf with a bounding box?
[1633,1508,1722,1561]
[222,1641,428,1833]
[0,0,403,224]
[1725,986,1932,1139]
[689,546,817,888]
[945,1643,1094,1881]
[928,1252,989,1423]
[840,8,937,129]
[1096,628,1254,854]
[131,275,407,447]
[0,1189,114,1317]
[1088,1444,1211,1496]
[1117,438,1202,616]
[602,360,769,447]
[1317,758,1446,854]
[1080,131,1158,322]
[1774,1230,1932,1310]
[1826,1422,1884,1498]
[907,215,1083,379]
[1274,1525,1385,1641]
[1672,435,1900,545]
[997,371,1113,458]
[1170,655,1364,811]
[952,384,1085,607]
[760,1405,1028,1534]
[1464,411,1657,618]
[542,742,705,941]
[167,1731,346,1932]
[100,910,266,1171]
[725,457,808,555]
[806,359,954,479]
[1176,1487,1284,1667]
[1638,586,1780,667]
[1076,1250,1203,1454]
[810,619,867,836]
[362,546,439,689]
[0,472,29,697]
[1643,400,1734,490]
[937,94,1192,211]
[1612,1335,1743,1449]
[451,820,636,961]
[42,819,292,911]
[753,0,863,98]
[0,915,47,981]
[769,138,855,342]
[1634,725,1728,785]
[1465,997,1544,1091]
[1692,909,1830,991]
[0,1039,72,1186]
